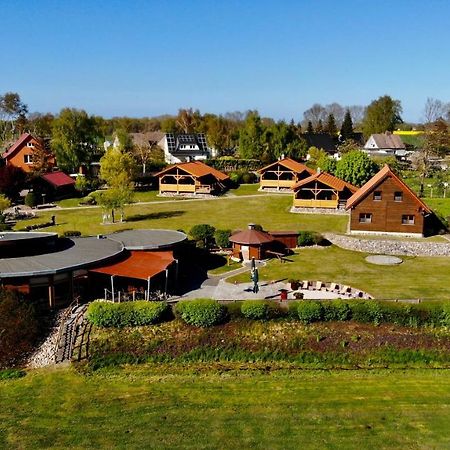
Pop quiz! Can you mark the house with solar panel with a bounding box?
[162,133,212,164]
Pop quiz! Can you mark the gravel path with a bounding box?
[27,309,67,368]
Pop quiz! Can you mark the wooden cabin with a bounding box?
[229,225,275,260]
[346,165,432,236]
[2,133,55,173]
[257,157,315,191]
[156,161,229,195]
[292,171,357,209]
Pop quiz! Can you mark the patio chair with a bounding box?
[301,280,310,290]
[315,281,325,291]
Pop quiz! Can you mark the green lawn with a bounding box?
[227,183,264,196]
[229,245,450,300]
[16,195,348,236]
[1,366,450,449]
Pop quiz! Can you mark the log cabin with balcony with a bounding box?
[156,161,230,196]
[291,171,357,210]
[346,165,433,236]
[257,157,315,191]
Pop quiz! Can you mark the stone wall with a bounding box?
[324,233,450,257]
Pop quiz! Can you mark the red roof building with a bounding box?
[257,157,315,191]
[292,171,357,209]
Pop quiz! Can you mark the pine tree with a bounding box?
[340,110,354,141]
[325,114,337,135]
[307,121,314,134]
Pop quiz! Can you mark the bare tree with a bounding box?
[303,103,326,126]
[325,103,345,127]
[348,105,366,127]
[423,97,448,124]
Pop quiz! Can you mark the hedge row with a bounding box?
[86,301,169,328]
[86,299,450,329]
[296,300,450,327]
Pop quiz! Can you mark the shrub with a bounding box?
[441,303,450,327]
[63,230,81,237]
[86,301,170,328]
[0,369,26,380]
[189,224,216,248]
[297,231,323,247]
[175,299,227,327]
[241,171,257,184]
[297,301,323,323]
[322,300,352,321]
[214,229,232,248]
[241,300,270,320]
[350,301,384,325]
[25,192,39,207]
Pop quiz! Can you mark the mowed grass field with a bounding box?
[17,194,348,236]
[229,245,450,300]
[1,367,450,449]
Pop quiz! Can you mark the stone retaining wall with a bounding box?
[324,233,450,257]
[290,207,349,216]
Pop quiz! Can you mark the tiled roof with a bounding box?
[155,161,229,181]
[365,133,406,150]
[292,171,357,192]
[346,165,431,212]
[257,157,315,175]
[40,171,75,188]
[129,132,165,147]
[2,133,33,159]
[229,229,274,245]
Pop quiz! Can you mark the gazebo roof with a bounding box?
[229,227,274,245]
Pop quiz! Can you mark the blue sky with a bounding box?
[1,0,449,122]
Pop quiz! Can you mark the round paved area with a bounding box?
[365,254,403,265]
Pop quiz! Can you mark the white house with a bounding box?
[162,133,213,164]
[363,132,409,158]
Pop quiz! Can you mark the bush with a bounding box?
[63,230,81,237]
[214,229,231,248]
[241,171,257,184]
[441,303,450,327]
[175,299,227,327]
[322,300,352,321]
[25,192,39,207]
[297,301,323,323]
[350,301,384,325]
[79,196,97,206]
[189,224,216,248]
[297,231,323,247]
[86,301,170,328]
[241,300,271,320]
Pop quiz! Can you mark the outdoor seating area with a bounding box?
[295,280,372,299]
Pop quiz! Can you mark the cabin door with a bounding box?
[241,245,250,260]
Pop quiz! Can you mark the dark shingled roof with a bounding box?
[229,229,274,245]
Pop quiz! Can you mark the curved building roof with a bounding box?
[107,229,187,250]
[0,236,123,278]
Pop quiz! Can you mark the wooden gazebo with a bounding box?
[229,224,275,260]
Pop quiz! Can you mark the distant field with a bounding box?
[1,366,449,449]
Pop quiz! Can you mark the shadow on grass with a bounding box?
[126,210,185,222]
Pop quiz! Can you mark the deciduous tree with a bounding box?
[335,150,379,187]
[362,95,403,138]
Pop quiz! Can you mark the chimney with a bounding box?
[248,223,256,230]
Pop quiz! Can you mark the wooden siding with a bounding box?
[5,136,52,173]
[293,199,338,208]
[349,177,426,234]
[260,179,295,189]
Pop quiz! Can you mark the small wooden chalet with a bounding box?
[257,157,315,191]
[292,171,357,209]
[36,171,76,200]
[346,165,432,236]
[2,133,55,173]
[156,161,229,195]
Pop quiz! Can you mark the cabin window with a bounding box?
[359,213,372,223]
[24,154,33,164]
[402,215,415,225]
[373,191,382,201]
[394,192,403,202]
[26,142,34,148]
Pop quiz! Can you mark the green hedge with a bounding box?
[175,299,227,327]
[241,300,272,320]
[293,300,450,327]
[86,301,169,328]
[297,231,324,247]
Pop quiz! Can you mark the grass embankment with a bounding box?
[1,366,450,449]
[17,195,348,236]
[228,246,450,300]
